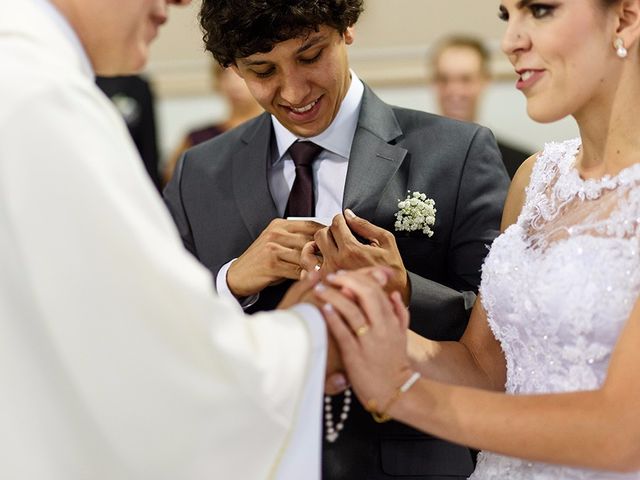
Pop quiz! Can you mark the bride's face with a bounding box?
[499,0,620,123]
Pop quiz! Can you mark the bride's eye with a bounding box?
[529,3,555,19]
[498,6,509,21]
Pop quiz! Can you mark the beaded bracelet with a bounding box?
[365,371,421,423]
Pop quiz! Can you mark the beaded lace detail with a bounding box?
[471,138,640,479]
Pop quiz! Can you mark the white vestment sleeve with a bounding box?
[274,304,326,479]
[0,58,326,479]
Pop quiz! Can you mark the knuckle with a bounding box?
[267,218,280,229]
[264,242,280,255]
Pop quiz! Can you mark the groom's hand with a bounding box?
[227,219,324,298]
[310,210,410,304]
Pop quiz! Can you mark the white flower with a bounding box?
[394,191,436,237]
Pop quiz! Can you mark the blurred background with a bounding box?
[142,0,578,172]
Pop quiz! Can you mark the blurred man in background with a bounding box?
[431,35,529,178]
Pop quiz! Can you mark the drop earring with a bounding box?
[614,38,628,58]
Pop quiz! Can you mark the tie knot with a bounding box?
[288,141,323,168]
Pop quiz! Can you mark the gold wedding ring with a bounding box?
[355,325,370,337]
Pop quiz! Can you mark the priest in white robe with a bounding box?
[0,0,332,478]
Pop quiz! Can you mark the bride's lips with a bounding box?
[284,95,323,123]
[515,69,545,91]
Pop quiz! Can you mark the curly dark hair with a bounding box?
[199,0,365,67]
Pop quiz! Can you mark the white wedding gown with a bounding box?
[470,138,640,479]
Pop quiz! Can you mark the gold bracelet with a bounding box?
[365,371,421,423]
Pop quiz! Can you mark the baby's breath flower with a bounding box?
[394,191,436,237]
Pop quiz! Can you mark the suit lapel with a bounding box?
[232,113,280,239]
[343,86,408,222]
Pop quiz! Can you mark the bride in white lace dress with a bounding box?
[314,0,640,478]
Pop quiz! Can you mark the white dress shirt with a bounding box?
[217,73,365,301]
[0,1,326,478]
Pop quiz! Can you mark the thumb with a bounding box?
[344,209,388,246]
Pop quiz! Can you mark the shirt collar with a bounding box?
[271,70,364,164]
[33,0,94,78]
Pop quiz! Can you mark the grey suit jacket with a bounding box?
[164,85,509,479]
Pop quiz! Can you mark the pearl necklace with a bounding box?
[324,388,351,443]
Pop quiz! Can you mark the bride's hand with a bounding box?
[314,268,413,411]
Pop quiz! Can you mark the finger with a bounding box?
[289,270,321,293]
[314,227,339,260]
[326,272,396,330]
[344,209,391,248]
[263,223,324,251]
[322,302,360,357]
[277,245,317,271]
[317,285,370,336]
[281,219,326,235]
[276,258,309,281]
[324,372,349,396]
[349,266,393,287]
[391,291,410,329]
[328,214,358,250]
[300,241,322,272]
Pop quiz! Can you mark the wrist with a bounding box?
[227,263,257,298]
[365,367,420,423]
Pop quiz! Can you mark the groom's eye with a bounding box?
[253,67,275,79]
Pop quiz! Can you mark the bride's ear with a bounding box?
[614,0,640,49]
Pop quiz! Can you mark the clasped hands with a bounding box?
[280,265,414,417]
[274,210,413,406]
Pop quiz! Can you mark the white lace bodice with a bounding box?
[470,139,640,479]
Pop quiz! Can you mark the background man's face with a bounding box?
[233,25,354,138]
[71,0,189,76]
[433,46,488,122]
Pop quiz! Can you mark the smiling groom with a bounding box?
[164,1,510,478]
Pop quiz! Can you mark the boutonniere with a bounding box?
[394,191,437,237]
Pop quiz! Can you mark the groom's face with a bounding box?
[233,25,354,138]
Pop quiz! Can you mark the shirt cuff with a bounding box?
[216,259,260,309]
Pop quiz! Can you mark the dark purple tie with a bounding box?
[284,141,323,217]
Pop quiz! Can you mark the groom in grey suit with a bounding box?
[164,1,509,478]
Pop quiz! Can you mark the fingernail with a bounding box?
[333,374,348,390]
[326,273,337,282]
[336,269,347,275]
[344,209,356,219]
[372,270,388,286]
[314,283,327,293]
[322,303,334,313]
